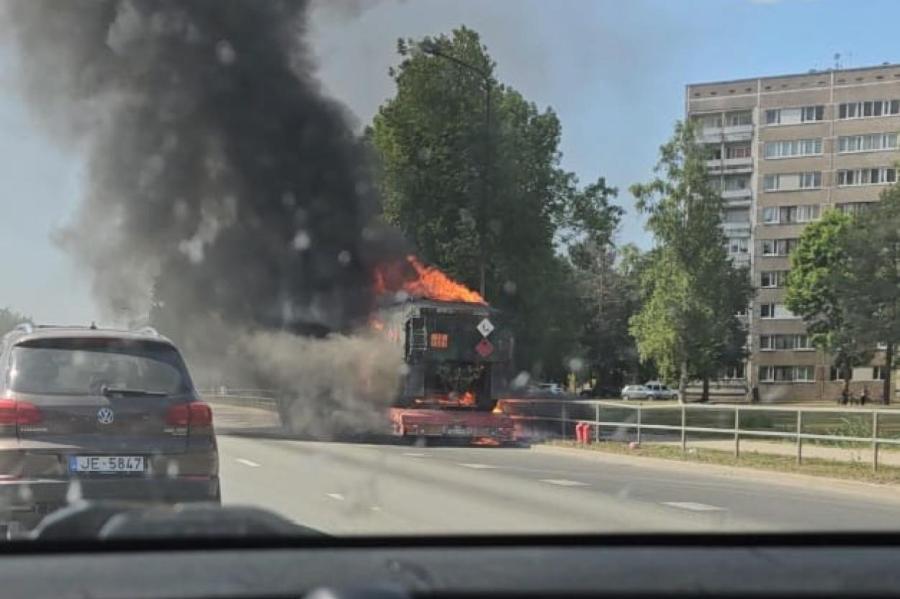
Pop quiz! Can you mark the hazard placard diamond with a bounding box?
[476,318,494,337]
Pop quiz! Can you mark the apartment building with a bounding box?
[686,63,899,403]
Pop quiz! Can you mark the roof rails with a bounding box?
[13,323,33,334]
[133,326,160,337]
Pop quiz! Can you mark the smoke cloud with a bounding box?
[3,0,406,435]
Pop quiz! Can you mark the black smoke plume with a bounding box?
[4,0,407,436]
[5,0,397,333]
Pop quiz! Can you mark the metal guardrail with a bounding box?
[498,399,900,471]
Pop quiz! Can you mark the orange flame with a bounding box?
[374,255,485,305]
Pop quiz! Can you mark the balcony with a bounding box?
[723,157,752,171]
[722,187,752,200]
[723,124,753,142]
[722,221,752,235]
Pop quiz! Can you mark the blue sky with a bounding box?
[2,0,900,322]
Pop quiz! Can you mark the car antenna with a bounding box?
[90,321,97,330]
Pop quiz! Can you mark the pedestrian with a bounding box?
[840,387,850,406]
[751,385,760,404]
[861,386,870,406]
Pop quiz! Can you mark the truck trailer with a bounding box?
[375,298,516,444]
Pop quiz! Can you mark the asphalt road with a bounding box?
[216,430,900,535]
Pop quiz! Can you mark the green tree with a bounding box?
[785,210,863,395]
[629,122,752,401]
[368,27,619,377]
[0,307,31,336]
[840,188,900,403]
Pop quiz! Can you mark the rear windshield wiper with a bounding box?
[101,386,168,397]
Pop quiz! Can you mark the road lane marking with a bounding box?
[402,452,428,457]
[235,458,260,468]
[370,506,382,512]
[540,478,588,487]
[326,493,345,501]
[662,501,725,512]
[458,463,497,469]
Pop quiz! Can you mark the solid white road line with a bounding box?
[539,479,589,487]
[235,458,261,468]
[662,501,725,512]
[457,463,498,469]
[326,493,345,501]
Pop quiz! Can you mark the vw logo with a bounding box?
[97,407,115,425]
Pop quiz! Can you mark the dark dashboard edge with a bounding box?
[2,532,900,556]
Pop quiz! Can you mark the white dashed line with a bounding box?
[662,501,725,512]
[235,458,260,468]
[458,463,497,469]
[326,493,345,501]
[402,452,428,457]
[540,479,589,487]
[370,506,382,512]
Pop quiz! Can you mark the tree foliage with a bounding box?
[368,27,623,379]
[786,188,900,402]
[628,122,752,400]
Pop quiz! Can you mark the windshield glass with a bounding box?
[11,340,191,396]
[0,0,899,544]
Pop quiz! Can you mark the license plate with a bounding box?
[446,425,470,436]
[68,456,145,474]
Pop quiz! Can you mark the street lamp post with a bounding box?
[419,41,492,299]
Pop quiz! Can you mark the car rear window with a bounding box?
[9,337,192,396]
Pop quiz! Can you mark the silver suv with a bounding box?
[621,381,678,401]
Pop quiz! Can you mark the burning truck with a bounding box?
[373,257,516,444]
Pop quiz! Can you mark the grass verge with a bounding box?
[546,440,900,485]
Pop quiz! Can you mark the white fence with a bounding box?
[498,399,900,471]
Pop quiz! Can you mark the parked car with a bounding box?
[621,381,678,401]
[0,323,219,534]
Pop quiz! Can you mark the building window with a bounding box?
[765,106,824,125]
[873,366,889,381]
[760,334,813,351]
[726,144,752,159]
[762,204,820,224]
[727,111,752,126]
[764,138,822,159]
[763,172,821,191]
[838,133,898,153]
[727,237,749,254]
[837,202,875,216]
[723,364,746,379]
[724,208,750,223]
[760,303,798,319]
[794,366,815,382]
[697,114,723,128]
[759,366,816,382]
[760,238,798,256]
[839,99,900,119]
[760,270,788,288]
[837,167,897,187]
[830,366,854,381]
[723,175,750,191]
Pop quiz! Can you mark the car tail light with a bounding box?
[165,401,213,428]
[0,399,43,426]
